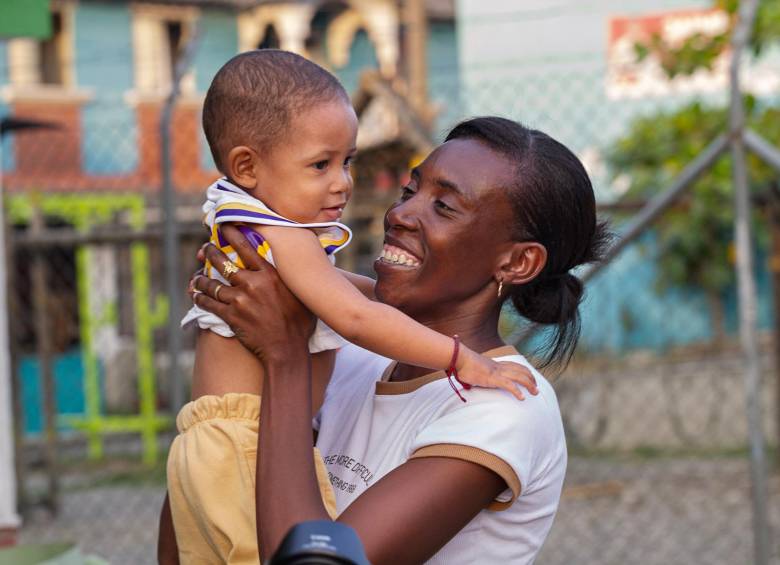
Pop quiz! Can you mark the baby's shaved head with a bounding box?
[203,50,349,171]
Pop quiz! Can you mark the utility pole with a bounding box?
[0,118,53,544]
[767,184,780,468]
[30,208,59,513]
[0,124,22,546]
[404,0,429,119]
[161,26,200,414]
[728,0,770,562]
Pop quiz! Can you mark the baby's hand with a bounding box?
[456,348,539,401]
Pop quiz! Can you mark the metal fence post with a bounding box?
[161,27,201,414]
[30,207,59,512]
[728,1,771,563]
[514,135,730,345]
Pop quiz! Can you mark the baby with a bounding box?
[160,50,537,564]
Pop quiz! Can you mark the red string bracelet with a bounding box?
[446,334,471,403]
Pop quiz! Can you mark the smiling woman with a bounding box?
[188,116,610,565]
[161,48,543,565]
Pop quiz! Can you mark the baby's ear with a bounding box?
[226,146,259,189]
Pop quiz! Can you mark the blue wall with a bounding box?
[427,21,460,138]
[19,351,89,435]
[332,21,460,140]
[195,9,238,171]
[335,29,378,95]
[0,40,14,172]
[77,4,239,175]
[519,230,776,357]
[75,2,138,175]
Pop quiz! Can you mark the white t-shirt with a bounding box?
[315,344,567,564]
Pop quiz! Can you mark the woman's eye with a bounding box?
[313,160,329,170]
[344,156,353,168]
[435,200,455,212]
[400,186,414,200]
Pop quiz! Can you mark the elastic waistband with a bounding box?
[176,393,261,433]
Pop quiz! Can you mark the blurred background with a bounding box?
[0,0,779,563]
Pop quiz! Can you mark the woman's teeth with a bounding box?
[378,244,420,267]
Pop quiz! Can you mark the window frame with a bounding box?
[127,3,199,104]
[1,1,92,104]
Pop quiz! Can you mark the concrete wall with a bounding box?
[456,0,719,175]
[559,343,778,450]
[457,0,709,76]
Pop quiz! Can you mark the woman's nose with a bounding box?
[385,197,419,231]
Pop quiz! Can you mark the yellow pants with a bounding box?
[167,393,337,564]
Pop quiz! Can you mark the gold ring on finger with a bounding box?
[222,261,239,279]
[214,283,224,302]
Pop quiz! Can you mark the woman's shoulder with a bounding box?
[412,353,566,502]
[470,353,561,420]
[414,353,565,466]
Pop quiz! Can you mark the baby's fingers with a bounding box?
[498,362,539,395]
[494,376,526,402]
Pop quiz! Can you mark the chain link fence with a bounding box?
[2,57,779,564]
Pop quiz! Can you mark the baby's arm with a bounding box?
[336,268,376,299]
[260,226,537,399]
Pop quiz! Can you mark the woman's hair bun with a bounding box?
[511,272,583,326]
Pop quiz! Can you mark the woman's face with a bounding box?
[374,138,518,316]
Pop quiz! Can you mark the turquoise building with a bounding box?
[0,0,460,441]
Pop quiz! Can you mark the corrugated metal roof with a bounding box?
[425,0,454,20]
[115,0,262,8]
[105,0,453,19]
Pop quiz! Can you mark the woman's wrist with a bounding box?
[261,337,310,378]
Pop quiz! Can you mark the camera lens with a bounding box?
[270,520,371,565]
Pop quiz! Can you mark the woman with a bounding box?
[191,117,608,564]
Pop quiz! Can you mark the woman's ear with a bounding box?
[497,242,547,286]
[225,146,260,190]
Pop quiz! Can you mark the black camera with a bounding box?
[269,520,371,565]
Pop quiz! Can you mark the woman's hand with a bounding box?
[190,224,316,366]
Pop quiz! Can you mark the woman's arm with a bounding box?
[191,232,509,563]
[261,343,506,564]
[157,493,179,565]
[340,457,506,564]
[259,226,535,400]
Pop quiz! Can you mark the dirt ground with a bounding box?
[17,455,780,565]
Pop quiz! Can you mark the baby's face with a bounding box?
[254,99,358,224]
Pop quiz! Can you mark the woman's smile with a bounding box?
[376,242,422,267]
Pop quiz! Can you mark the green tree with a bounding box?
[633,0,780,76]
[607,103,780,338]
[606,0,780,340]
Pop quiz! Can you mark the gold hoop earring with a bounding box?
[497,279,503,298]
